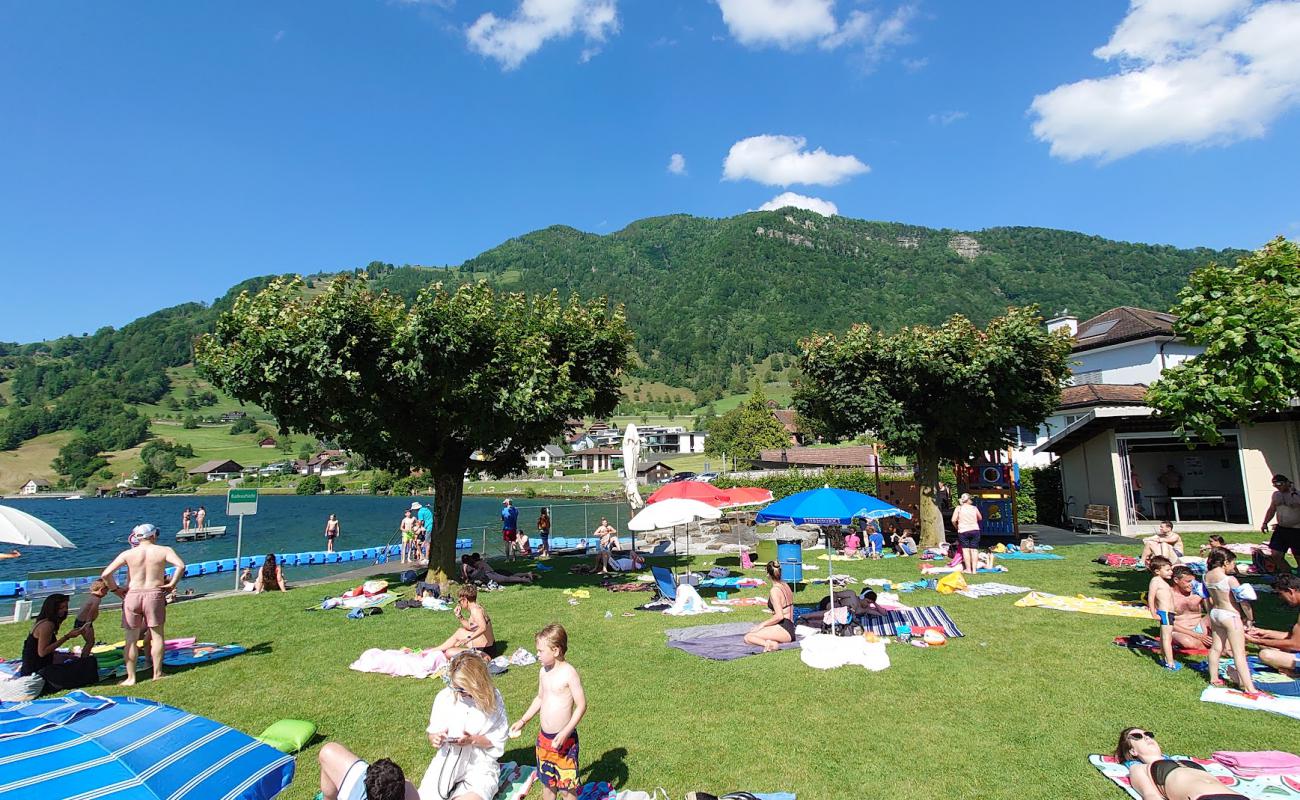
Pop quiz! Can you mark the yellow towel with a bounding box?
[1014,591,1152,619]
[562,589,591,599]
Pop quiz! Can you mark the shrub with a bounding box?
[296,475,323,495]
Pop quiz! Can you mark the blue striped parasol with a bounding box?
[754,487,911,525]
[0,691,295,800]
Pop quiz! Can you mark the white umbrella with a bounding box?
[628,498,721,575]
[0,504,77,548]
[621,423,643,512]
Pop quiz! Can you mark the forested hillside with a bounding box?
[0,209,1243,484]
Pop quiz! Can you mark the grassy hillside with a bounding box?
[0,431,76,491]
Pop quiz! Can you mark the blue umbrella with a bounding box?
[0,691,295,800]
[755,487,911,525]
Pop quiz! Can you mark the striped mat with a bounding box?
[860,606,964,638]
[0,691,295,800]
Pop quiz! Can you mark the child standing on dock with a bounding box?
[510,623,586,800]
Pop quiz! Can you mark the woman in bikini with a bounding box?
[254,553,288,593]
[743,561,795,652]
[1116,727,1246,799]
[435,585,498,659]
[1204,548,1258,694]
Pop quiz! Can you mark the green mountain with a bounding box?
[0,209,1244,479]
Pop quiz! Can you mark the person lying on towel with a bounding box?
[1114,727,1246,799]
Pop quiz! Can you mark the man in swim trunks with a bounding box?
[501,499,519,560]
[1169,566,1211,650]
[100,523,185,685]
[1262,474,1300,574]
[1246,573,1300,677]
[1139,521,1184,565]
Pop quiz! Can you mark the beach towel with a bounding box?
[921,565,1008,575]
[1213,751,1300,778]
[337,591,396,610]
[799,633,890,671]
[350,647,449,679]
[494,761,538,800]
[98,643,247,680]
[859,606,964,638]
[663,584,731,616]
[1203,685,1300,719]
[715,596,768,607]
[956,582,1033,599]
[1097,554,1140,568]
[665,622,799,661]
[1089,753,1300,799]
[816,553,865,562]
[1015,591,1152,619]
[995,552,1064,560]
[605,582,653,592]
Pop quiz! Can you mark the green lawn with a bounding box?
[3,532,1296,799]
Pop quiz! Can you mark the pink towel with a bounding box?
[740,550,753,570]
[1212,750,1300,777]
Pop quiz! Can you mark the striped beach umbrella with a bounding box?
[0,691,295,800]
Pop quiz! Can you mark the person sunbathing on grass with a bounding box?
[1115,728,1247,799]
[464,554,536,585]
[434,585,499,659]
[1169,566,1211,651]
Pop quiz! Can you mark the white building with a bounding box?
[1029,307,1300,534]
[637,426,708,454]
[526,445,566,470]
[19,479,50,495]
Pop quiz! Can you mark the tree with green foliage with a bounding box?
[325,475,345,494]
[794,307,1072,547]
[196,276,632,584]
[705,384,791,461]
[296,475,323,495]
[52,435,109,486]
[1148,237,1300,443]
[182,415,198,429]
[229,416,258,435]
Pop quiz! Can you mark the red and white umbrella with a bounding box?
[646,481,730,506]
[718,487,773,508]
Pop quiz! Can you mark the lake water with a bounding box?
[0,494,633,586]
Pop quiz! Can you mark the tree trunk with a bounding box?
[426,468,465,587]
[916,444,945,548]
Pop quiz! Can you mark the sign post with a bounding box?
[226,489,259,590]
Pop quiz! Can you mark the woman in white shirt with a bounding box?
[419,654,509,800]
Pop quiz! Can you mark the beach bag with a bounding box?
[935,572,967,595]
[40,655,99,692]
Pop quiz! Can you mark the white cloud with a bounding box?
[715,0,917,62]
[758,191,838,216]
[715,0,837,48]
[1030,0,1300,161]
[667,153,688,175]
[929,110,967,125]
[467,0,619,71]
[902,56,928,72]
[273,30,285,43]
[723,134,869,187]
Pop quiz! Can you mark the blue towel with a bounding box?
[996,552,1064,560]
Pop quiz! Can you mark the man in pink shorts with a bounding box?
[101,523,185,685]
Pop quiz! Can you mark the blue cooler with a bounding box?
[776,540,803,583]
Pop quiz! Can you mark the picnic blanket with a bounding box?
[604,582,654,592]
[995,552,1064,560]
[715,596,768,607]
[1089,753,1300,799]
[1203,685,1300,721]
[351,647,449,679]
[955,582,1033,599]
[859,606,964,638]
[665,621,800,661]
[1015,591,1152,619]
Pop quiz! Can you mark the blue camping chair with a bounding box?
[651,566,678,602]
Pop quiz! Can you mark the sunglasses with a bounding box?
[1127,731,1156,741]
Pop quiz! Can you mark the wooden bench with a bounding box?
[1070,504,1115,535]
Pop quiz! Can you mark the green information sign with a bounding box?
[226,488,258,516]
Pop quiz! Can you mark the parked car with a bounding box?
[668,471,697,483]
[695,472,719,482]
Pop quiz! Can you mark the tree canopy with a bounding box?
[1147,237,1300,443]
[195,276,633,581]
[794,306,1072,546]
[704,383,791,460]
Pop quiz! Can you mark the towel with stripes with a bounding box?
[956,582,1033,599]
[860,606,963,638]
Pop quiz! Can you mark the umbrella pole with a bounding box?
[825,526,836,635]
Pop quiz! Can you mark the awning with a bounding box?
[1034,405,1155,455]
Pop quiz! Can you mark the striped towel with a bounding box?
[956,582,1033,599]
[860,606,963,638]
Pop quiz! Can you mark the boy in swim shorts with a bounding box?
[510,623,587,800]
[1146,556,1179,670]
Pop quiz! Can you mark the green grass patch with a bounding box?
[3,531,1295,799]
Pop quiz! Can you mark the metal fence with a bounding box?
[454,499,633,554]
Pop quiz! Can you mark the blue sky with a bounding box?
[2,0,1299,342]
